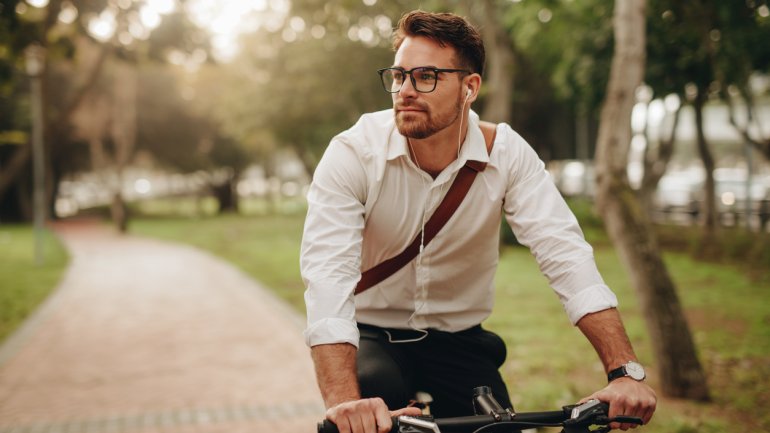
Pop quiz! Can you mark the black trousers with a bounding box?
[356,323,512,417]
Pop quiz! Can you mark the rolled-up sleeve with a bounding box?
[502,132,617,325]
[301,138,369,347]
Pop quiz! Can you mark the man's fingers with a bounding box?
[390,407,422,417]
[638,398,655,426]
[333,415,353,433]
[359,411,378,433]
[349,414,366,433]
[367,398,393,433]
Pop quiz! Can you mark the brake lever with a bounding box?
[562,400,641,433]
[573,414,643,433]
[398,415,441,433]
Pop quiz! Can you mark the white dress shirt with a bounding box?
[301,109,617,348]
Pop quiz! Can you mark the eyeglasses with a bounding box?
[377,66,470,93]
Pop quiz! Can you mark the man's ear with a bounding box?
[465,73,482,102]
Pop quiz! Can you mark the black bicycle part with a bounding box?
[472,386,513,421]
[316,395,643,433]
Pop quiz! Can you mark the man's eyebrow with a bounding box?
[390,65,440,70]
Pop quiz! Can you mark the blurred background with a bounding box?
[1,0,769,432]
[1,0,768,228]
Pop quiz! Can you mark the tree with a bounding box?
[202,0,407,177]
[594,0,710,400]
[134,63,247,213]
[727,85,770,161]
[502,0,616,159]
[646,1,770,236]
[637,95,683,214]
[472,0,516,125]
[0,0,232,224]
[0,0,109,221]
[716,4,770,161]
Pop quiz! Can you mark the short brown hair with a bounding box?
[392,10,485,77]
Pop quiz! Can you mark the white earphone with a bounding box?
[457,87,473,160]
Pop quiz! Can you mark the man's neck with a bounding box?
[408,119,469,177]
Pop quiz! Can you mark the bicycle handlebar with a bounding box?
[317,400,643,433]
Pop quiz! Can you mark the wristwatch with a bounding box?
[607,361,646,382]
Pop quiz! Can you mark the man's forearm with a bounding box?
[311,343,362,408]
[576,308,638,373]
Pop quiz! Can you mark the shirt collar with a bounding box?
[385,109,491,168]
[460,110,491,167]
[386,126,409,161]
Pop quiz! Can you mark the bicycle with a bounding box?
[317,386,644,433]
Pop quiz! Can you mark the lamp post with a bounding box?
[25,43,46,266]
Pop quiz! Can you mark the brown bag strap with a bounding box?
[355,122,497,295]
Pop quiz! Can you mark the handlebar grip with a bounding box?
[612,415,644,425]
[317,419,338,433]
[317,417,399,433]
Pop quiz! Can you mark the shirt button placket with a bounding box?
[415,182,444,322]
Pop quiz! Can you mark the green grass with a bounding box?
[131,210,770,433]
[0,225,69,343]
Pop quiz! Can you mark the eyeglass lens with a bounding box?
[381,68,438,93]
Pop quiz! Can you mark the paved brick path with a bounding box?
[0,220,324,433]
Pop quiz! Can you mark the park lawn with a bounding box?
[132,212,769,433]
[0,225,69,343]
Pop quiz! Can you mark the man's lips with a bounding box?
[396,105,426,113]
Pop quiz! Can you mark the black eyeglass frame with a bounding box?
[377,66,471,93]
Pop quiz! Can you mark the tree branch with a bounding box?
[50,41,112,135]
[725,86,770,160]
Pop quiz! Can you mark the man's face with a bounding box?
[391,36,466,139]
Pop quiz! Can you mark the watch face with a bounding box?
[626,362,646,381]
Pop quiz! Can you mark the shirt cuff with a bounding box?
[563,283,619,325]
[304,317,361,348]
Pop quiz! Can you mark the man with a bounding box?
[301,10,656,433]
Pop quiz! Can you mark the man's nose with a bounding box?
[398,75,418,97]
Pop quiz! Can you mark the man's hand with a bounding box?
[325,397,422,433]
[582,378,657,430]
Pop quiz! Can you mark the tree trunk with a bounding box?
[639,104,681,214]
[211,175,239,213]
[109,61,138,233]
[111,191,128,233]
[476,0,516,124]
[594,0,710,400]
[0,144,32,202]
[693,92,718,237]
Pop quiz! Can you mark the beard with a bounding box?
[394,94,464,139]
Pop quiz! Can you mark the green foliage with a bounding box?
[646,0,770,99]
[204,14,396,171]
[506,0,614,113]
[0,225,69,343]
[136,64,247,173]
[0,1,226,222]
[203,0,522,171]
